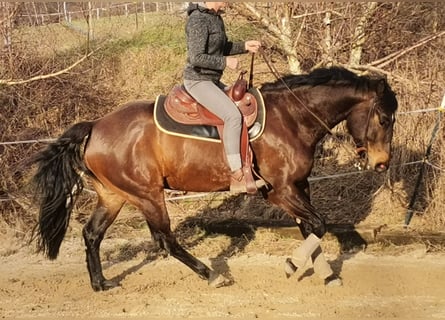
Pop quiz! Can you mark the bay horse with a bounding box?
[32,66,398,291]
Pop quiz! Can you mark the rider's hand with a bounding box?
[226,57,239,70]
[245,40,261,54]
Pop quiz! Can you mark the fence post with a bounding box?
[142,2,146,23]
[135,2,139,30]
[63,2,67,22]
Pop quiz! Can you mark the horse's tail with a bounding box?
[31,121,93,260]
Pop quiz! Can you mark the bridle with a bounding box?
[359,96,380,148]
[252,49,389,169]
[354,98,378,169]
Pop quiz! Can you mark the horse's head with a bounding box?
[346,78,398,172]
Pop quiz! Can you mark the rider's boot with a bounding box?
[230,168,266,194]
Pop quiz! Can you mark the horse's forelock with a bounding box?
[373,78,398,115]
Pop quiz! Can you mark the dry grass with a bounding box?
[0,11,444,245]
[386,49,445,230]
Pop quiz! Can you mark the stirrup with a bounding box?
[230,169,266,194]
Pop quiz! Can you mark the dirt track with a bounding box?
[1,227,445,319]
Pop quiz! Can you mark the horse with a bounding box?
[31,66,398,291]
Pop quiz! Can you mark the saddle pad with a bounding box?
[154,87,266,143]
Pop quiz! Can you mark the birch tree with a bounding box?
[240,2,304,74]
[348,2,378,66]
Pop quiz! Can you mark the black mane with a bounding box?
[260,66,374,91]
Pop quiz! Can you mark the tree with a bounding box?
[348,2,378,66]
[236,2,444,75]
[239,2,304,74]
[0,2,19,52]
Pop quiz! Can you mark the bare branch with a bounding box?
[6,192,34,212]
[0,48,99,86]
[346,63,412,84]
[370,30,445,68]
[0,3,19,26]
[242,3,282,38]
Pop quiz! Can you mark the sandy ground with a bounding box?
[1,223,445,320]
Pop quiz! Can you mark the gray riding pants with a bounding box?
[184,79,242,172]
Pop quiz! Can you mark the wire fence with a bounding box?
[2,2,185,48]
[1,105,442,146]
[16,2,185,26]
[1,105,443,205]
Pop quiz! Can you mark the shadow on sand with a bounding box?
[106,141,439,287]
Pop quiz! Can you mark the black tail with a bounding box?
[32,121,93,259]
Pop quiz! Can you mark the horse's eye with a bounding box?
[379,114,390,128]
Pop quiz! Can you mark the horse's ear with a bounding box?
[376,78,386,96]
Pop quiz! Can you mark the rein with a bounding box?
[257,48,335,136]
[255,48,380,168]
[248,52,255,89]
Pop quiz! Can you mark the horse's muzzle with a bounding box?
[355,146,389,173]
[374,162,388,173]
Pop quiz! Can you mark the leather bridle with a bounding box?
[251,49,388,167]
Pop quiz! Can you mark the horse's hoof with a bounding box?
[102,279,120,290]
[92,280,119,291]
[284,257,298,278]
[208,271,231,288]
[324,275,343,287]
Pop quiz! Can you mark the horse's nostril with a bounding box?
[375,163,388,172]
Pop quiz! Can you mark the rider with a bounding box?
[183,2,264,193]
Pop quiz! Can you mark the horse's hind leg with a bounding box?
[82,181,125,291]
[141,195,229,288]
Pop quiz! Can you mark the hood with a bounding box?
[186,2,216,16]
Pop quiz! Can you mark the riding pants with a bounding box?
[184,79,242,172]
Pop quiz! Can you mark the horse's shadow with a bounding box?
[172,194,369,283]
[173,194,290,281]
[106,140,436,285]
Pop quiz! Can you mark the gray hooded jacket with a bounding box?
[183,3,247,83]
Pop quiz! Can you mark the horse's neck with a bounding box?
[277,86,369,148]
[304,87,367,128]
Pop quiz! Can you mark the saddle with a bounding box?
[163,72,262,194]
[164,72,258,127]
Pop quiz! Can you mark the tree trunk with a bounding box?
[135,3,139,30]
[0,3,19,52]
[242,2,302,74]
[87,2,93,52]
[349,2,378,66]
[322,10,333,66]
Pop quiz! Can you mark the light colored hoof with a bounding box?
[325,276,343,287]
[208,271,231,288]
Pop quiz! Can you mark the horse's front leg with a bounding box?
[268,184,341,285]
[311,245,341,285]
